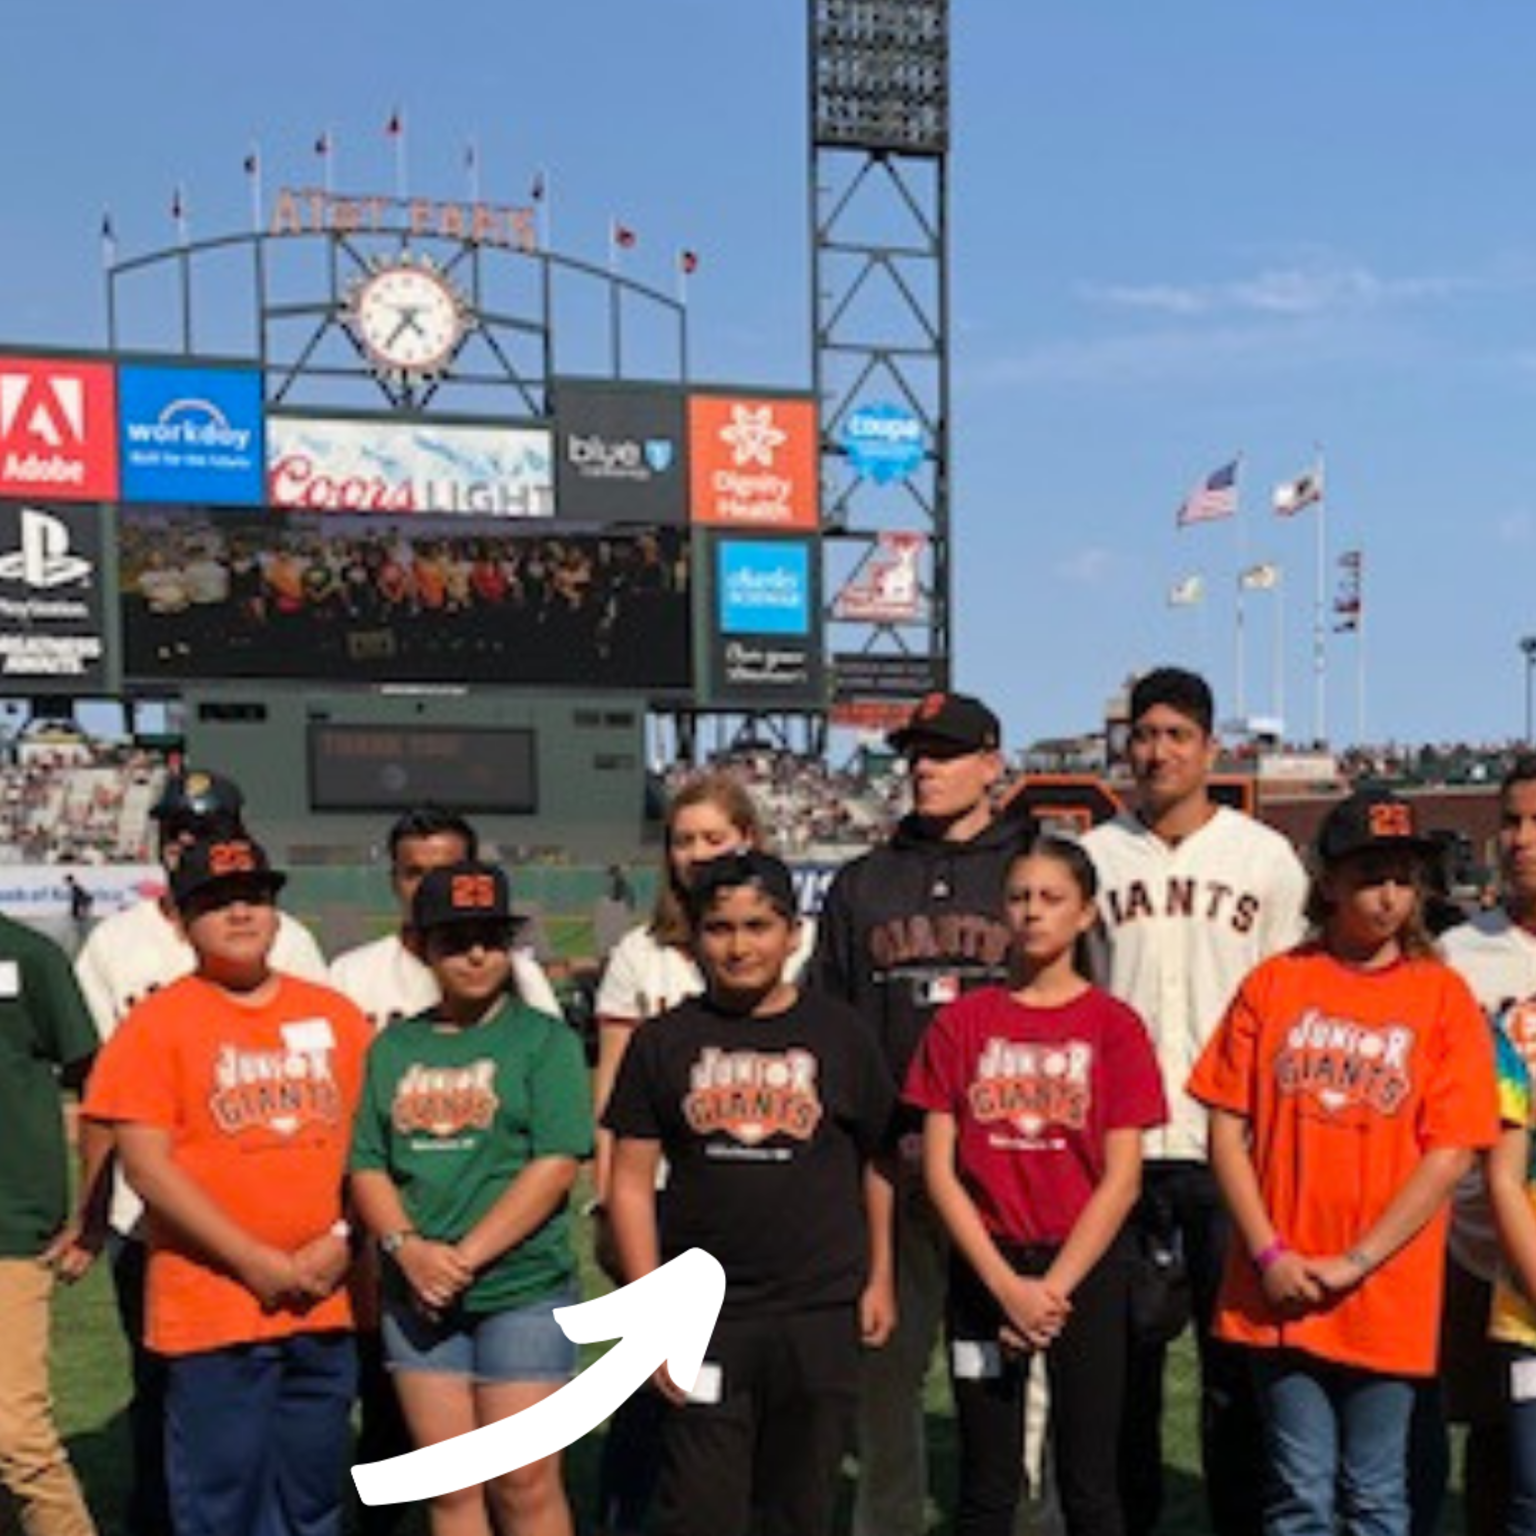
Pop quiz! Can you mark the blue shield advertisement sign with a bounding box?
[118,365,264,504]
[839,402,925,485]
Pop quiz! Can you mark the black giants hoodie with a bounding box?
[810,803,1035,1096]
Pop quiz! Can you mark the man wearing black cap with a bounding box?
[813,690,1034,1536]
[83,834,372,1536]
[74,770,328,1536]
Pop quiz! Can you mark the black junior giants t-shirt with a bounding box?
[603,991,894,1317]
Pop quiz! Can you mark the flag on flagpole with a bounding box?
[1175,458,1239,527]
[314,130,331,157]
[314,129,335,195]
[1334,548,1363,631]
[530,170,546,202]
[243,142,263,231]
[612,220,637,250]
[679,249,699,275]
[464,139,480,201]
[1167,574,1205,607]
[1239,561,1282,591]
[99,211,117,269]
[1274,465,1324,516]
[171,186,189,245]
[384,109,402,138]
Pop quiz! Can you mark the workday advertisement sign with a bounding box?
[118,365,264,504]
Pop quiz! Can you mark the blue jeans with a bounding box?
[1507,1346,1536,1536]
[165,1330,358,1536]
[1252,1349,1414,1536]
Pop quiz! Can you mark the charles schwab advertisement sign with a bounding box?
[267,415,553,517]
[0,501,108,689]
[553,379,686,525]
[707,536,823,705]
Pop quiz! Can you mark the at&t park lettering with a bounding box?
[269,188,538,252]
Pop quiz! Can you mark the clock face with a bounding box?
[349,264,466,375]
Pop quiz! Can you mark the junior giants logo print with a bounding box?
[683,1047,822,1144]
[392,1060,500,1138]
[968,1037,1092,1137]
[1273,1009,1414,1116]
[209,1043,341,1136]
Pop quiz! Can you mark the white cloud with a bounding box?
[1080,259,1486,320]
[1053,546,1114,585]
[1496,511,1534,545]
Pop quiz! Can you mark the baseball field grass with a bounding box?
[39,1207,1239,1536]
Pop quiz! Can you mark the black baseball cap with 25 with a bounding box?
[887,691,1001,754]
[411,861,518,934]
[170,835,285,911]
[1315,787,1439,865]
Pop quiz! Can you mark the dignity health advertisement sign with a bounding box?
[118,364,264,504]
[267,415,554,517]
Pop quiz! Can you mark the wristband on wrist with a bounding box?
[1345,1246,1374,1276]
[1253,1238,1288,1273]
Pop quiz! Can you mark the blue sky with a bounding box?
[3,2,1534,751]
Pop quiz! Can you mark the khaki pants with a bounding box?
[0,1259,96,1536]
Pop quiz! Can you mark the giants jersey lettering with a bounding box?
[969,1035,1093,1141]
[1082,805,1308,1160]
[391,1059,499,1139]
[1273,1009,1414,1119]
[867,911,1013,972]
[683,1047,823,1145]
[208,1039,343,1136]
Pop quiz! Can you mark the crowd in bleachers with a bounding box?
[0,747,166,866]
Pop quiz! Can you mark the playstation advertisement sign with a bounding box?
[0,501,108,689]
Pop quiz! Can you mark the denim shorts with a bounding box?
[382,1284,578,1384]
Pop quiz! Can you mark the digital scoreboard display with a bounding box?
[308,724,537,813]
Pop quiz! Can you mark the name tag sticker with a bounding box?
[282,1019,335,1052]
[0,960,18,997]
[1512,1356,1536,1403]
[952,1339,1003,1380]
[685,1362,724,1405]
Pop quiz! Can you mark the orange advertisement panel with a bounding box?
[0,357,119,502]
[688,393,819,531]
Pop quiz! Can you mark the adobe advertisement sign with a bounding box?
[119,365,264,505]
[706,536,823,705]
[688,392,818,531]
[553,380,686,525]
[268,415,554,517]
[0,358,118,502]
[0,501,108,689]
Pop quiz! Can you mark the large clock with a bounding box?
[346,260,467,376]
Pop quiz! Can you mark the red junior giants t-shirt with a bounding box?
[904,985,1167,1244]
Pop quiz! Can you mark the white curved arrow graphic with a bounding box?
[352,1247,725,1505]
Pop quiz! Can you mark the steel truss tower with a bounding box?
[812,0,951,732]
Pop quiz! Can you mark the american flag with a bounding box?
[1176,458,1239,527]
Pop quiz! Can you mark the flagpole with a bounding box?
[391,111,408,202]
[466,139,480,204]
[1356,556,1367,745]
[1234,460,1247,723]
[1308,451,1325,747]
[246,143,263,234]
[1274,573,1285,731]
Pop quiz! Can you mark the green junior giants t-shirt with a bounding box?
[0,913,99,1256]
[350,999,593,1313]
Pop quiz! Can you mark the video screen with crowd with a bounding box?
[119,507,693,689]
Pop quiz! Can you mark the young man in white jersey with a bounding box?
[73,768,329,1536]
[326,804,560,1536]
[1425,753,1536,1536]
[1080,667,1308,1536]
[327,805,559,1029]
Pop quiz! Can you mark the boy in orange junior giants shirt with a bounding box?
[84,835,372,1536]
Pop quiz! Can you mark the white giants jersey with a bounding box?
[1081,805,1308,1160]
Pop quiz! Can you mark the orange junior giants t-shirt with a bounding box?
[1187,944,1497,1377]
[84,972,372,1356]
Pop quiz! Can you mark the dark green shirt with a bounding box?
[0,914,98,1256]
[350,1000,592,1312]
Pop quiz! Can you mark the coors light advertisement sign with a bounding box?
[267,415,554,517]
